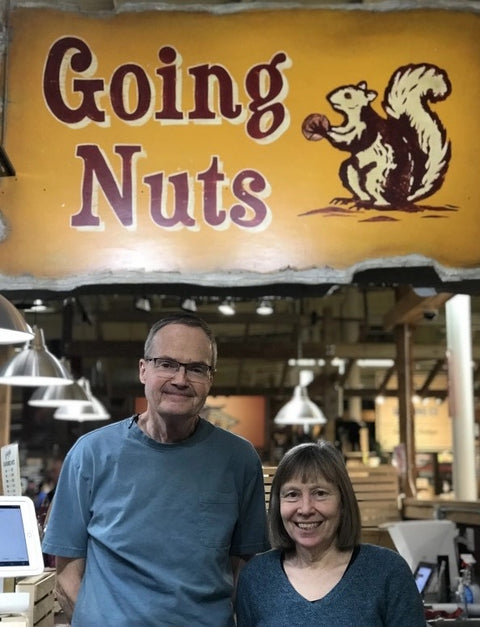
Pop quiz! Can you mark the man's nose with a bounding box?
[171,365,189,382]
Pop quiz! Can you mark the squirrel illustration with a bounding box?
[302,64,452,208]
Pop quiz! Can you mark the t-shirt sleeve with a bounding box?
[42,444,91,558]
[230,451,270,557]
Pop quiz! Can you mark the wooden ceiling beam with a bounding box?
[377,364,396,395]
[418,359,446,397]
[383,287,453,331]
[65,339,451,361]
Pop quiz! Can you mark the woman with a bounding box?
[235,441,426,626]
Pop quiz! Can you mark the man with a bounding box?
[42,313,269,626]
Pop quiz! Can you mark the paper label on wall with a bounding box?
[1,443,22,496]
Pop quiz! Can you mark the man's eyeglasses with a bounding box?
[144,357,213,382]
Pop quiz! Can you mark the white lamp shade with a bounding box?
[0,326,72,386]
[54,396,110,422]
[0,295,34,344]
[29,379,91,407]
[218,300,235,315]
[256,299,274,315]
[274,385,327,426]
[54,377,110,421]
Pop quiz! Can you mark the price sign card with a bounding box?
[1,443,22,496]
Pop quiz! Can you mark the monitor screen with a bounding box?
[414,561,436,594]
[0,496,44,577]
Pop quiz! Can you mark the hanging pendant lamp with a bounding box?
[0,294,34,344]
[29,379,90,407]
[54,377,110,422]
[28,360,90,407]
[274,370,327,427]
[28,358,89,407]
[0,325,72,386]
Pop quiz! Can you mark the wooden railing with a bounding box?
[403,497,480,526]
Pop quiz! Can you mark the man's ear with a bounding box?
[139,359,147,384]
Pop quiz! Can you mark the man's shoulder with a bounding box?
[202,418,255,448]
[70,417,129,451]
[207,422,263,468]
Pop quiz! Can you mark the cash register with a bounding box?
[0,495,44,619]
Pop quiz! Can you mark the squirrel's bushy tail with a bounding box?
[383,63,451,202]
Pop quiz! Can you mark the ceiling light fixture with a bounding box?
[0,326,72,386]
[288,358,326,367]
[357,359,395,368]
[256,299,274,316]
[0,295,34,344]
[181,298,197,313]
[134,296,151,312]
[274,370,327,428]
[23,299,52,313]
[54,378,110,422]
[28,361,90,407]
[29,379,91,407]
[218,299,235,316]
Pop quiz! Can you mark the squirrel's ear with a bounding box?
[357,81,377,101]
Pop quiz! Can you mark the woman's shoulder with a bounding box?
[243,548,282,574]
[359,543,396,557]
[358,543,411,569]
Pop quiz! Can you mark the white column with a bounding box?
[445,295,477,500]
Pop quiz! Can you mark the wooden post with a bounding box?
[395,323,417,498]
[0,345,12,448]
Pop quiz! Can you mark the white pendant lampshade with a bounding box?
[29,379,90,407]
[54,378,110,422]
[256,299,274,316]
[274,370,327,427]
[0,326,72,386]
[218,299,235,316]
[0,295,34,344]
[53,396,110,422]
[28,359,90,407]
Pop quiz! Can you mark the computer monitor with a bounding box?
[414,561,436,595]
[0,495,44,579]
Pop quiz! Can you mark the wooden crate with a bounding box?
[262,466,277,509]
[348,465,401,528]
[15,571,55,627]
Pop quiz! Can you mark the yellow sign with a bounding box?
[375,397,452,453]
[0,7,479,287]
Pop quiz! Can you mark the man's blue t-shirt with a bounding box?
[42,417,270,626]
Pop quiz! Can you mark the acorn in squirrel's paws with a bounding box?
[302,113,331,141]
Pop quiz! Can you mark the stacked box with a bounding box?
[14,572,55,627]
